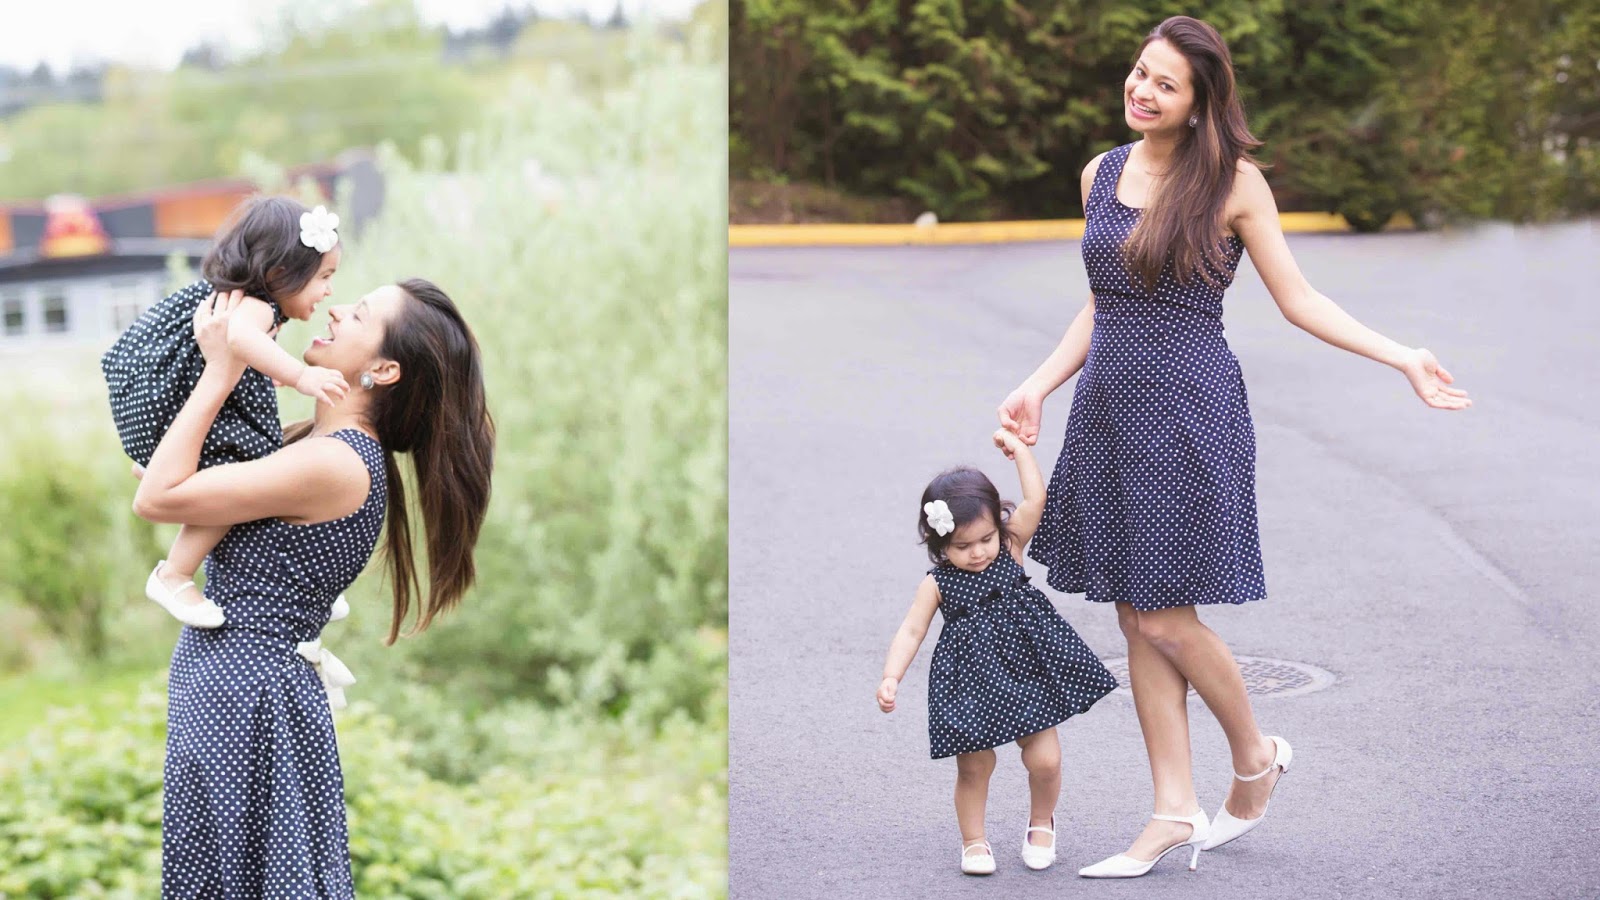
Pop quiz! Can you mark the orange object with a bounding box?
[39,194,111,258]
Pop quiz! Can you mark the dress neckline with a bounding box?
[1109,142,1244,246]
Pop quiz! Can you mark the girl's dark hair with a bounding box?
[290,279,495,643]
[201,195,328,305]
[917,467,1017,565]
[1122,16,1265,291]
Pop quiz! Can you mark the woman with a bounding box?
[133,280,494,896]
[996,16,1470,879]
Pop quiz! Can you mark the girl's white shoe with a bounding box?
[329,594,350,622]
[145,561,225,629]
[1021,815,1056,870]
[960,840,996,875]
[1202,735,1293,851]
[1077,809,1210,878]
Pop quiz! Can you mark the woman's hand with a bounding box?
[195,290,247,373]
[1397,347,1472,411]
[876,677,899,713]
[998,383,1046,446]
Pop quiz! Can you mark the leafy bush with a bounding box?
[0,406,162,662]
[0,675,727,898]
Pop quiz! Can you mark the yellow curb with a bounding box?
[729,211,1414,247]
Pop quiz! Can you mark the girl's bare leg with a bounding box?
[1016,727,1060,844]
[156,524,229,604]
[954,749,997,855]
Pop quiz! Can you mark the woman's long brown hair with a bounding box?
[1123,16,1266,290]
[283,280,493,643]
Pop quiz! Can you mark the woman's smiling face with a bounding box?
[304,283,405,379]
[1124,39,1196,136]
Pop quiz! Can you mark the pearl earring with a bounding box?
[359,372,374,390]
[1189,115,1198,128]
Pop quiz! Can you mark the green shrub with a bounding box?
[0,675,727,898]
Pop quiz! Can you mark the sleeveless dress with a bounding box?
[161,429,387,898]
[926,552,1117,759]
[1028,143,1266,611]
[101,279,288,468]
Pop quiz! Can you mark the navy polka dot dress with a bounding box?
[162,429,387,898]
[101,280,288,469]
[927,552,1117,759]
[1029,142,1265,611]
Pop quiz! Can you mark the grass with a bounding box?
[0,664,161,747]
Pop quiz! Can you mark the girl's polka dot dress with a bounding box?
[1030,142,1266,611]
[161,429,386,898]
[100,279,288,469]
[927,552,1117,759]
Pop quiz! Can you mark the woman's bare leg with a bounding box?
[1117,602,1204,858]
[1134,605,1281,819]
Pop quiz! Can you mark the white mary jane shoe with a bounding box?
[1078,809,1210,878]
[1203,735,1293,851]
[960,840,996,875]
[145,561,225,629]
[329,594,350,622]
[1021,815,1056,870]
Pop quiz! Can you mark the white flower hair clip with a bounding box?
[299,205,340,253]
[924,499,955,536]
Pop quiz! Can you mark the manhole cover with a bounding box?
[1101,655,1335,699]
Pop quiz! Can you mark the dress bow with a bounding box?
[296,639,357,710]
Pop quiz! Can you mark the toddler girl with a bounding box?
[102,196,349,628]
[877,428,1117,874]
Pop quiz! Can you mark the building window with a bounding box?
[109,280,147,334]
[2,296,22,337]
[42,293,68,333]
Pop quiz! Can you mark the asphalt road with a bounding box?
[729,222,1600,900]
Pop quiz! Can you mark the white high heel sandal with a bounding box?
[1021,815,1056,870]
[1202,735,1293,851]
[960,840,996,875]
[145,561,225,629]
[1077,809,1210,878]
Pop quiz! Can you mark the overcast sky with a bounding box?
[0,0,701,72]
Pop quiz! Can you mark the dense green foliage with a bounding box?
[0,679,726,898]
[731,0,1600,226]
[0,11,727,897]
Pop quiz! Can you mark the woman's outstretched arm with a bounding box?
[1232,164,1471,411]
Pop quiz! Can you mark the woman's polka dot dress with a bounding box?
[100,279,287,469]
[927,552,1117,759]
[1029,142,1266,611]
[162,429,387,898]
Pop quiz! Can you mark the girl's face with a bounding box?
[304,283,403,381]
[1124,39,1197,137]
[944,516,1001,572]
[279,245,341,321]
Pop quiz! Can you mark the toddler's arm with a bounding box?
[994,428,1046,549]
[876,575,941,713]
[226,296,348,405]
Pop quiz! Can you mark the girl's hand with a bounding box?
[194,290,244,367]
[876,677,899,713]
[1397,347,1472,411]
[296,366,351,407]
[993,427,1027,460]
[998,384,1045,446]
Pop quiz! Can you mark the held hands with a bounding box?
[876,677,898,713]
[993,427,1028,460]
[295,366,351,407]
[1397,347,1472,411]
[997,383,1044,447]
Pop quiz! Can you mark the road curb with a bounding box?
[729,211,1415,247]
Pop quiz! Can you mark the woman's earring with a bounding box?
[1188,115,1198,128]
[360,372,375,390]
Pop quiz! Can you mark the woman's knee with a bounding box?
[956,749,997,780]
[1116,603,1142,639]
[1135,608,1197,650]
